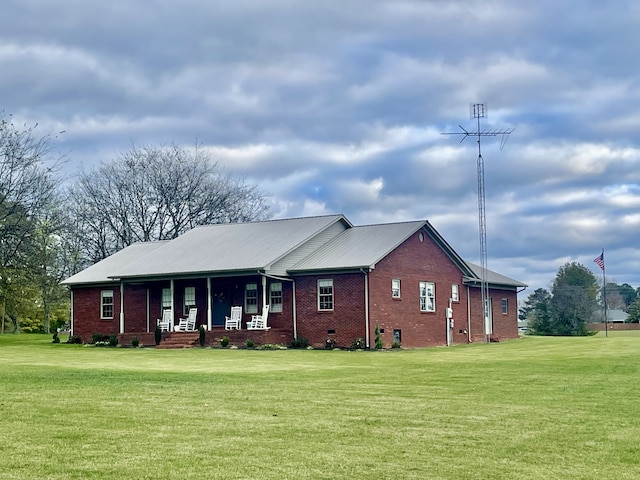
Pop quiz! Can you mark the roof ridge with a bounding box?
[190,214,346,230]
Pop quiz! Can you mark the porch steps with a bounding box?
[156,332,200,349]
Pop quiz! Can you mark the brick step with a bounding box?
[156,332,200,349]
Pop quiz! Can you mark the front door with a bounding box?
[212,290,231,327]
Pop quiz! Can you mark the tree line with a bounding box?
[0,112,270,334]
[519,262,640,336]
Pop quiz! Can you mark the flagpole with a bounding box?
[602,249,607,338]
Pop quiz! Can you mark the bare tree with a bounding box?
[0,112,63,332]
[67,143,270,263]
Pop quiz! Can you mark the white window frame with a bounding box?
[501,298,508,315]
[451,284,459,302]
[183,286,196,315]
[101,290,114,319]
[270,282,283,313]
[245,283,258,314]
[419,281,435,312]
[161,288,172,311]
[318,279,334,311]
[391,279,401,298]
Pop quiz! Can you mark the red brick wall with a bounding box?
[294,273,366,348]
[466,286,519,342]
[368,230,469,348]
[72,285,121,342]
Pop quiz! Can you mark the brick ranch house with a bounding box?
[61,214,527,348]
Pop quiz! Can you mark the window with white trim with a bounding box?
[419,281,435,312]
[270,282,283,313]
[245,283,258,314]
[318,279,334,311]
[392,279,401,298]
[451,284,459,302]
[161,288,171,311]
[501,298,508,314]
[183,287,196,315]
[101,290,114,319]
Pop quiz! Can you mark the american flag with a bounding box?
[594,251,605,271]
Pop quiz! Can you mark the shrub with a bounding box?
[199,325,206,347]
[245,338,255,348]
[131,336,140,348]
[221,336,229,348]
[108,335,119,347]
[375,325,383,350]
[290,336,309,349]
[52,332,60,344]
[325,337,337,349]
[350,337,365,350]
[66,335,83,344]
[391,340,401,349]
[154,325,162,346]
[91,333,109,345]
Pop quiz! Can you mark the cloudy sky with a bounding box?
[2,0,639,294]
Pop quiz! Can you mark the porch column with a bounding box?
[119,281,125,334]
[146,289,150,333]
[207,277,212,331]
[262,275,267,310]
[170,279,175,330]
[363,270,370,348]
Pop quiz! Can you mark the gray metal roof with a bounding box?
[463,261,528,289]
[61,242,168,285]
[290,221,427,271]
[77,215,348,282]
[61,214,527,290]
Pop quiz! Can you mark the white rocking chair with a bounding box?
[225,306,242,330]
[247,305,270,330]
[157,309,173,332]
[175,308,198,331]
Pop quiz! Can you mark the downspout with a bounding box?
[466,285,471,343]
[360,268,370,348]
[119,281,125,334]
[292,281,297,339]
[70,290,74,336]
[207,277,212,331]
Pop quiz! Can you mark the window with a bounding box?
[270,282,283,313]
[101,290,114,319]
[419,281,435,312]
[245,283,258,314]
[501,298,508,315]
[318,279,334,311]
[451,284,459,302]
[393,329,402,344]
[184,287,196,315]
[391,279,401,298]
[161,288,171,310]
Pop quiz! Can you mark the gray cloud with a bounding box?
[1,0,639,294]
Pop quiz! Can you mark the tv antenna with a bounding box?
[441,104,513,341]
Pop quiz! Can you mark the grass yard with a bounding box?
[0,334,639,479]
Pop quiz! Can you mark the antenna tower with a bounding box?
[442,104,513,341]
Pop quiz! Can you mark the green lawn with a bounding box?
[0,334,638,479]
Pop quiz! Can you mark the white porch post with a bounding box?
[207,277,212,331]
[170,279,175,330]
[146,289,150,333]
[119,281,125,334]
[261,275,267,311]
[363,270,370,348]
